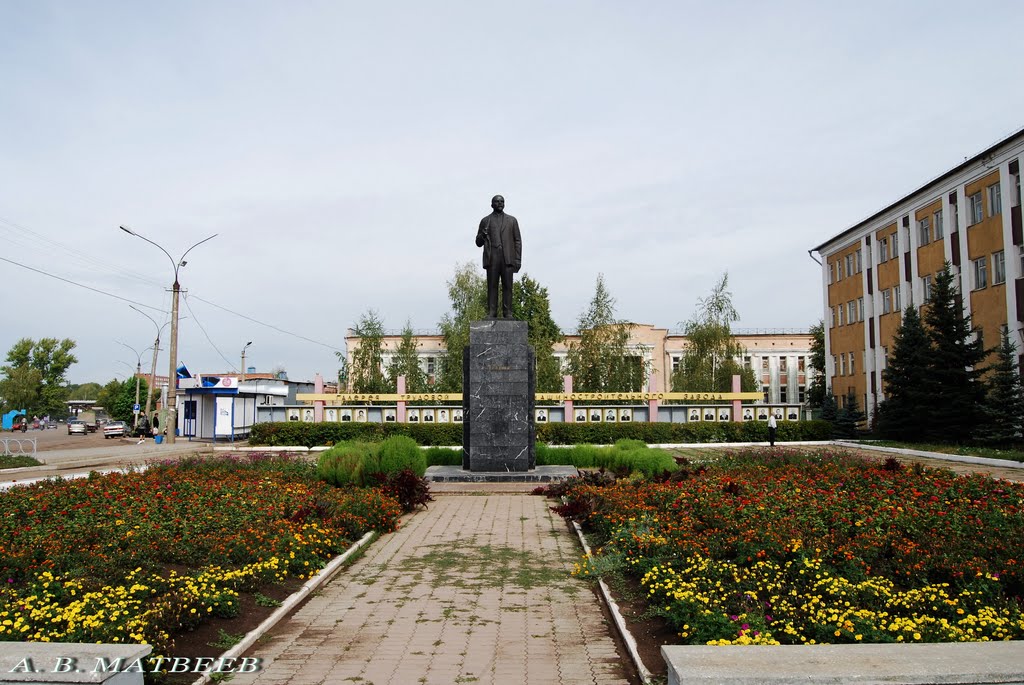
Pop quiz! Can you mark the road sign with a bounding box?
[133,403,141,413]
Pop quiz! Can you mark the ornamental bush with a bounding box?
[377,435,426,476]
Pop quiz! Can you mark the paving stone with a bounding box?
[236,493,631,684]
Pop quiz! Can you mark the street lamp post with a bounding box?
[120,225,217,445]
[241,341,252,383]
[130,305,173,425]
[116,341,146,431]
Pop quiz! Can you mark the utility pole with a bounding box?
[120,225,217,445]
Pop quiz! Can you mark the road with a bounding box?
[1,425,216,485]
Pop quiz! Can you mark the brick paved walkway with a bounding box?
[231,494,632,685]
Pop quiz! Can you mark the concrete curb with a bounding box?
[570,519,654,684]
[191,530,377,685]
[835,440,1024,468]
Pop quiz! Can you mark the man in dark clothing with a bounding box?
[476,195,522,319]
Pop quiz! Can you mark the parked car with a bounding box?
[67,420,88,435]
[103,421,127,439]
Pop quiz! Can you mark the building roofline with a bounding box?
[810,125,1024,254]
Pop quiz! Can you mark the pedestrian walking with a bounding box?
[768,413,777,447]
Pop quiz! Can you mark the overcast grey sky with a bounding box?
[3,1,1023,385]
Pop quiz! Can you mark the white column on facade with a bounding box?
[907,212,922,307]
[954,185,972,313]
[862,234,879,415]
[998,161,1018,336]
[821,254,835,392]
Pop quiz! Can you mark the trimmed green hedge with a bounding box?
[250,419,832,447]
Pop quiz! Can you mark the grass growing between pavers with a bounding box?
[395,539,581,595]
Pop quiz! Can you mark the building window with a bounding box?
[798,357,806,372]
[879,237,890,262]
[988,182,1002,217]
[882,289,892,314]
[894,285,902,310]
[840,353,846,376]
[993,250,1006,285]
[923,274,933,301]
[892,230,899,254]
[917,217,931,245]
[829,262,835,284]
[845,254,853,278]
[838,306,844,326]
[426,357,436,376]
[798,385,806,403]
[830,307,836,328]
[780,385,788,404]
[858,297,865,321]
[671,356,682,372]
[780,357,788,373]
[762,357,769,371]
[837,259,844,281]
[973,257,988,290]
[881,346,888,371]
[847,301,857,324]
[934,209,944,239]
[855,249,863,273]
[969,192,984,224]
[849,352,855,376]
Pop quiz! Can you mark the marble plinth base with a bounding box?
[425,465,578,483]
[462,319,535,472]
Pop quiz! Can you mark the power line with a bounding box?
[189,295,343,352]
[0,255,167,313]
[182,293,238,371]
[0,215,165,290]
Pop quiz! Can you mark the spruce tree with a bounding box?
[975,328,1024,445]
[876,306,933,441]
[834,390,866,438]
[921,263,987,442]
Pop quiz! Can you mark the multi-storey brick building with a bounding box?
[812,128,1023,418]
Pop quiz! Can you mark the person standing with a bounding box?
[767,413,778,447]
[476,194,522,319]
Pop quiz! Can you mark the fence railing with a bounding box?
[1,437,37,458]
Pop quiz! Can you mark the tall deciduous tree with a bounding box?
[387,320,428,394]
[807,320,827,409]
[672,273,756,394]
[921,263,987,442]
[0,366,42,412]
[875,306,933,440]
[513,275,563,393]
[346,310,391,394]
[436,263,488,392]
[0,337,77,416]
[566,274,645,393]
[976,328,1024,445]
[108,377,149,423]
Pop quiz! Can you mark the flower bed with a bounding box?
[560,447,1024,645]
[0,454,402,655]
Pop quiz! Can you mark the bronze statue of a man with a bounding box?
[475,194,522,319]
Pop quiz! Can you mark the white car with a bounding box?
[67,420,88,435]
[103,421,127,439]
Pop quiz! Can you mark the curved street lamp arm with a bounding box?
[119,226,177,275]
[178,234,219,274]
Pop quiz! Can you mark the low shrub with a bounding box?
[424,446,462,466]
[367,469,434,513]
[536,442,676,477]
[378,435,426,476]
[317,442,376,486]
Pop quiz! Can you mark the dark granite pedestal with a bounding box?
[462,319,535,472]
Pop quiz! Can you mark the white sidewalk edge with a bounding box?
[835,440,1024,468]
[571,519,654,685]
[191,530,377,685]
